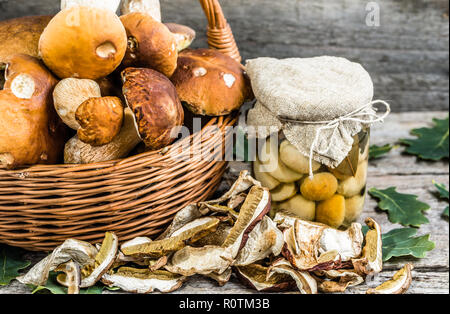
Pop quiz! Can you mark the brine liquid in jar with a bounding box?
[254,128,370,229]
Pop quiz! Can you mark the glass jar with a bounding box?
[253,128,370,229]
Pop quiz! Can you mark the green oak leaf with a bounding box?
[444,207,450,218]
[433,181,449,217]
[401,117,449,161]
[369,144,394,160]
[32,272,105,294]
[382,228,435,262]
[0,245,31,286]
[369,187,431,227]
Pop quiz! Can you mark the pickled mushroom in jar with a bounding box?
[279,140,321,174]
[258,137,304,183]
[300,173,338,201]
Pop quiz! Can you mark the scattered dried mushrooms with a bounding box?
[19,171,396,294]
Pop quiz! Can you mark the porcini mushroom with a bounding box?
[120,0,162,22]
[76,97,124,146]
[64,108,142,164]
[0,16,52,69]
[171,49,253,116]
[61,0,121,12]
[39,6,127,79]
[0,54,67,168]
[53,78,102,130]
[164,23,196,52]
[55,260,81,294]
[120,13,178,78]
[122,67,184,150]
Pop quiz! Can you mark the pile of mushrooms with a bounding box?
[1,0,252,168]
[18,171,413,294]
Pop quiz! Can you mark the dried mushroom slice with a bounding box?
[282,219,363,271]
[121,237,153,250]
[222,186,271,257]
[17,239,98,287]
[157,204,204,240]
[235,216,283,266]
[199,203,231,214]
[81,232,119,288]
[194,223,232,247]
[227,192,248,210]
[206,268,233,287]
[267,259,318,294]
[166,246,234,276]
[148,256,169,272]
[235,264,295,292]
[282,220,327,270]
[123,218,220,258]
[353,218,383,276]
[274,211,299,230]
[114,238,153,267]
[317,269,365,293]
[319,280,351,293]
[55,260,81,295]
[102,267,186,294]
[366,264,413,294]
[318,223,363,262]
[170,217,221,243]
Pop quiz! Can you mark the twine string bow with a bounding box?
[279,100,391,178]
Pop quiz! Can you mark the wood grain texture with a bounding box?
[0,111,448,294]
[0,0,448,111]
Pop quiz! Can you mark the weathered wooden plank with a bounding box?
[2,270,447,295]
[0,0,448,111]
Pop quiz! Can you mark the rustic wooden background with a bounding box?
[0,0,448,112]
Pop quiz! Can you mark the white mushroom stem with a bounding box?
[121,0,162,22]
[61,0,121,12]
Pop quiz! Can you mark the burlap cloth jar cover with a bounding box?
[246,56,390,177]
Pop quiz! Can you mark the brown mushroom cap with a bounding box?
[164,23,196,52]
[76,97,124,146]
[120,13,178,78]
[0,54,68,168]
[171,49,253,116]
[122,67,184,150]
[39,6,127,79]
[0,15,53,69]
[53,78,102,130]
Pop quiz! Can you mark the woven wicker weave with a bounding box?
[0,0,241,252]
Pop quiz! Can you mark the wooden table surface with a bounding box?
[1,111,448,294]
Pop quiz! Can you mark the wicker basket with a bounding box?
[0,0,241,252]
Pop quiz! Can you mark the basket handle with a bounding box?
[198,0,242,63]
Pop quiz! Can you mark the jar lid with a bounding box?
[246,56,389,171]
[246,56,374,121]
